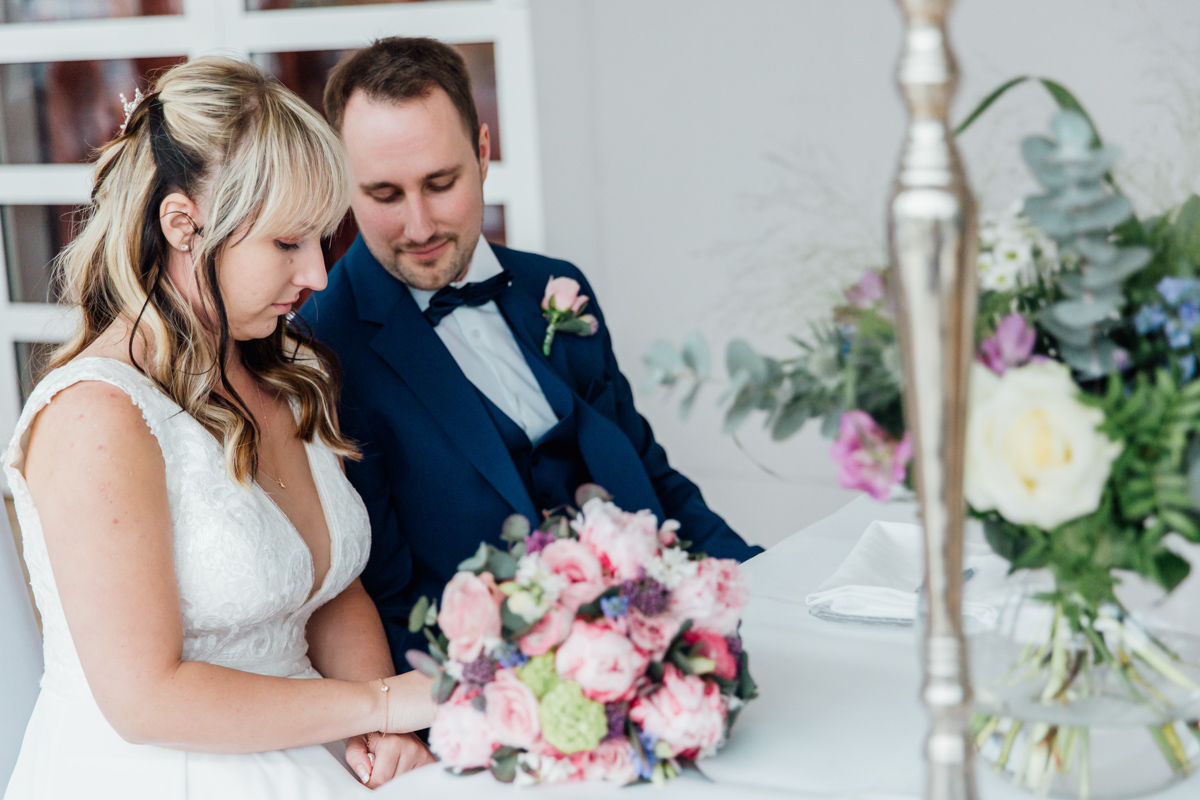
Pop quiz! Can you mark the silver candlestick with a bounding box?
[887,2,978,800]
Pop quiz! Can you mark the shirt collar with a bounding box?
[408,234,500,312]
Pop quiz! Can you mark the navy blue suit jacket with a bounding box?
[300,236,762,670]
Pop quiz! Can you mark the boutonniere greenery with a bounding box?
[541,277,599,356]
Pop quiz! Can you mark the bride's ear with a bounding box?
[159,193,203,253]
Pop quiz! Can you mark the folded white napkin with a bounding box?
[805,520,1008,626]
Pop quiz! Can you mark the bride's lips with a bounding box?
[272,298,300,313]
[403,239,450,261]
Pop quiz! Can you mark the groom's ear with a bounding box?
[477,123,491,183]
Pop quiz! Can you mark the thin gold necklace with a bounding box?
[251,385,287,491]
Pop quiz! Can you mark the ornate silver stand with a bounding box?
[887,2,979,799]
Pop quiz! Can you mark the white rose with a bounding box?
[965,361,1121,529]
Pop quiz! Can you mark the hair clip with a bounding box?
[119,88,145,134]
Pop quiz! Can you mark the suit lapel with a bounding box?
[351,248,537,521]
[493,276,573,379]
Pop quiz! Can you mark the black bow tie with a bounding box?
[423,270,514,326]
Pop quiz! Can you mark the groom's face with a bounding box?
[341,87,489,291]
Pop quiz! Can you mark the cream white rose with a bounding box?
[965,361,1121,529]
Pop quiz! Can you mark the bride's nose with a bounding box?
[294,246,329,293]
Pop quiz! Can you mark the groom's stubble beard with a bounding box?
[376,231,478,291]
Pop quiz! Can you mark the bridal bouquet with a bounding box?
[647,98,1200,795]
[405,485,757,786]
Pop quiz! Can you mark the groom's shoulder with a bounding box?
[491,244,593,295]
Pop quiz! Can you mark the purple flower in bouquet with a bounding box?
[1134,303,1168,335]
[601,595,630,619]
[843,269,886,308]
[605,701,629,740]
[620,574,670,617]
[462,652,496,687]
[978,313,1036,375]
[525,529,557,555]
[829,410,913,502]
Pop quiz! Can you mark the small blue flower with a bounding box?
[1180,302,1200,332]
[494,643,529,669]
[1134,303,1168,334]
[600,595,629,619]
[1166,319,1193,350]
[634,730,659,779]
[1158,277,1199,307]
[1182,354,1197,383]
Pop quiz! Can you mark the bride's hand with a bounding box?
[346,732,435,788]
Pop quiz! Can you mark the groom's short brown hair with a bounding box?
[323,37,481,156]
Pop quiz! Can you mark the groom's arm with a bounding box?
[572,270,764,562]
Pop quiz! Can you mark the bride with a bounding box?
[2,57,438,798]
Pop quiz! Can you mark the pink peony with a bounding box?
[429,687,499,769]
[626,605,682,661]
[682,629,738,680]
[569,739,640,785]
[438,571,503,663]
[978,313,1037,376]
[519,604,575,657]
[829,410,913,502]
[484,669,541,749]
[572,498,661,583]
[629,664,727,756]
[555,619,649,703]
[539,539,606,612]
[669,558,747,637]
[543,277,587,314]
[658,519,680,548]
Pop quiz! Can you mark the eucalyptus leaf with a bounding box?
[682,332,711,379]
[457,542,490,573]
[432,671,458,704]
[679,381,703,420]
[408,596,430,634]
[405,649,442,678]
[500,514,531,543]
[574,483,612,506]
[645,340,684,374]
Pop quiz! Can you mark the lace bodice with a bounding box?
[2,358,371,699]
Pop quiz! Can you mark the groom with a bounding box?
[302,37,761,671]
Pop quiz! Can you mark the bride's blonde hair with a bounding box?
[48,55,358,482]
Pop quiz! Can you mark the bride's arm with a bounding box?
[22,381,435,752]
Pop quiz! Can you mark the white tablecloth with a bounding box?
[388,496,1200,799]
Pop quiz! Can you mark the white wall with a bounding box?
[528,0,1200,549]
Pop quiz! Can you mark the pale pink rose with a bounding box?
[484,669,541,749]
[438,571,503,663]
[519,604,574,657]
[572,498,661,583]
[669,558,747,637]
[570,294,589,314]
[429,688,499,769]
[658,519,680,548]
[829,410,913,502]
[555,619,649,703]
[539,539,606,612]
[682,629,738,680]
[569,740,640,785]
[626,605,681,661]
[543,277,582,312]
[629,665,726,756]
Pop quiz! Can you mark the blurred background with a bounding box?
[3,0,1200,557]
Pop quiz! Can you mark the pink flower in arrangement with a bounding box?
[978,313,1037,375]
[538,539,606,612]
[829,410,913,502]
[555,619,650,703]
[438,571,502,663]
[682,629,739,680]
[569,739,640,785]
[484,669,541,749]
[843,269,886,309]
[542,276,588,314]
[519,604,574,657]
[429,687,499,769]
[669,558,747,637]
[657,519,680,548]
[629,665,727,757]
[626,606,682,662]
[572,499,662,583]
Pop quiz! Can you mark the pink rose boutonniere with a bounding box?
[542,277,599,356]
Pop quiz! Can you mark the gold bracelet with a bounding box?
[376,678,390,733]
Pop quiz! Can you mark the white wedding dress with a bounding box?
[2,358,397,799]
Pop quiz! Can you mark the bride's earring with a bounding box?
[180,243,189,251]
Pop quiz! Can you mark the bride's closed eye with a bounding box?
[275,240,301,252]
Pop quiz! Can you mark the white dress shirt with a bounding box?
[408,236,559,442]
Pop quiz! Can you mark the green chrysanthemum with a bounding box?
[517,653,560,699]
[538,681,607,754]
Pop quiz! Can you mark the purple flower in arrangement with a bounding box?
[978,313,1037,375]
[1180,302,1200,332]
[634,730,660,779]
[524,530,557,555]
[495,643,529,669]
[1158,277,1199,307]
[620,575,671,617]
[843,269,886,309]
[829,410,913,502]
[461,652,496,686]
[1165,319,1193,350]
[604,701,629,741]
[1134,303,1169,335]
[600,595,630,620]
[725,635,744,657]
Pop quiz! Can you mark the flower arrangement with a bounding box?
[646,100,1200,794]
[404,484,757,786]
